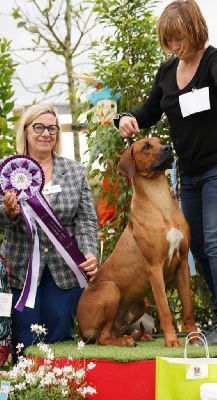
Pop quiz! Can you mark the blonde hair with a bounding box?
[16,104,62,155]
[157,0,208,55]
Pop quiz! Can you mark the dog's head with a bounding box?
[118,137,174,178]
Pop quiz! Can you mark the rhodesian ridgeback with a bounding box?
[77,137,199,347]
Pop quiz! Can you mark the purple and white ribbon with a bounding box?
[0,155,89,312]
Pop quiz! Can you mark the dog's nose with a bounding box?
[162,145,173,153]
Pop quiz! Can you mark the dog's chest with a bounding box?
[167,228,184,263]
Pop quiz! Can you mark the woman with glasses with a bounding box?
[0,104,98,362]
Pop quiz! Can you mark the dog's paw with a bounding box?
[139,333,154,342]
[186,332,201,344]
[125,339,137,348]
[97,336,137,347]
[120,337,137,347]
[166,339,184,348]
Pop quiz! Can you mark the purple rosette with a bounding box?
[0,155,44,200]
[0,155,88,312]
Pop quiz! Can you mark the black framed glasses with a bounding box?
[32,123,60,135]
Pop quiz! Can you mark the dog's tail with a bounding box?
[127,322,154,342]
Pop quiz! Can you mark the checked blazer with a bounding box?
[0,155,98,290]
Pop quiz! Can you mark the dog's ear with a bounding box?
[118,147,135,178]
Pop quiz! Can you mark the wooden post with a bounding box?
[13,108,23,131]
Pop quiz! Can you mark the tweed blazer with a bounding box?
[0,155,98,290]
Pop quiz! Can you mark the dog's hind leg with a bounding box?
[77,280,142,347]
[113,299,153,342]
[95,290,141,347]
[77,280,120,343]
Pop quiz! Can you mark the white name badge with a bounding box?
[0,293,12,317]
[179,87,210,118]
[43,184,62,195]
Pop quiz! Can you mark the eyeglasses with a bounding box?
[32,123,60,135]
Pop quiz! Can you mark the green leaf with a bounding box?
[17,21,27,28]
[0,44,5,53]
[0,117,8,133]
[12,7,22,20]
[3,101,14,114]
[7,116,20,122]
[5,127,16,136]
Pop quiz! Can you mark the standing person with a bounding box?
[0,104,98,362]
[114,0,217,345]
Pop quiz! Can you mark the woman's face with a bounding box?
[166,36,192,60]
[26,113,57,158]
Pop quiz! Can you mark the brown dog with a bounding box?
[77,137,199,347]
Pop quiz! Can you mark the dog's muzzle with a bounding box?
[150,145,174,171]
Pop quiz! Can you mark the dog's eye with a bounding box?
[142,143,151,150]
[160,141,165,145]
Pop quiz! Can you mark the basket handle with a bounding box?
[184,332,210,359]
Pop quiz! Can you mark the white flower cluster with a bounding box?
[74,368,86,383]
[4,324,97,399]
[16,343,24,354]
[37,342,54,367]
[77,340,85,351]
[30,323,47,336]
[77,385,97,397]
[87,362,96,371]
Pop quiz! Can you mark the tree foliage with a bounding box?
[79,0,170,263]
[0,37,17,245]
[92,0,164,111]
[12,0,97,161]
[0,37,17,159]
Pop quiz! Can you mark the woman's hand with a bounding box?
[3,191,20,221]
[119,115,140,138]
[79,253,98,283]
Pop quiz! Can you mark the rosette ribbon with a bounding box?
[0,155,89,312]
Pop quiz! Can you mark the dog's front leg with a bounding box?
[174,257,200,342]
[148,264,184,347]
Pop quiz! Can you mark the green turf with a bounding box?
[26,337,217,363]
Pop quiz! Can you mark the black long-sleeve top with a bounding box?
[116,45,217,175]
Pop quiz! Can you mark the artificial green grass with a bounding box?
[26,337,217,363]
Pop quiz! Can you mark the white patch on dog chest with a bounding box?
[167,228,183,263]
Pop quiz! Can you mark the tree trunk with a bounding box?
[64,0,81,161]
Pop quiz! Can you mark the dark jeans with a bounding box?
[180,165,217,324]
